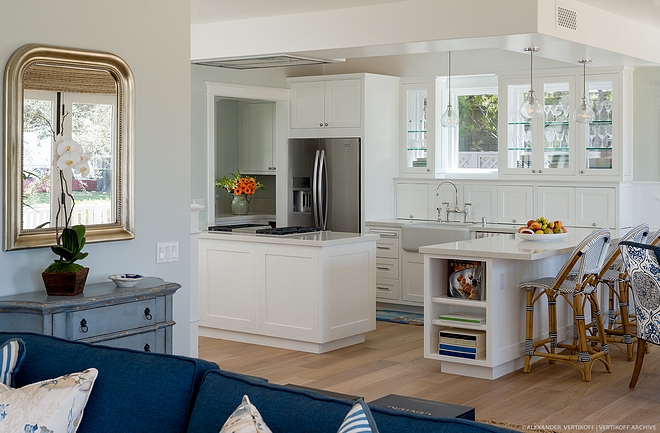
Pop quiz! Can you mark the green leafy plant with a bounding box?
[45,224,88,273]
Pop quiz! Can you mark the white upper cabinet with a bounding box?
[498,67,631,181]
[396,183,428,220]
[239,102,276,174]
[497,185,534,224]
[289,78,361,129]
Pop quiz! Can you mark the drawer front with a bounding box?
[376,257,399,279]
[376,278,400,300]
[67,299,158,340]
[95,329,161,353]
[369,228,401,259]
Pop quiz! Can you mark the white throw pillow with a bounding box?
[0,368,98,433]
[219,395,272,433]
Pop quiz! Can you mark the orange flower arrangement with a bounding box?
[215,171,265,196]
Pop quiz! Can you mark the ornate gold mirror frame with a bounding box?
[4,44,134,250]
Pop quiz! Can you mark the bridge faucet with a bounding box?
[435,180,471,223]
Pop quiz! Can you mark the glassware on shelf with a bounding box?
[554,130,565,148]
[523,129,532,148]
[544,126,556,148]
[597,125,607,148]
[588,124,597,148]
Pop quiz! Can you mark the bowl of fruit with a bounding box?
[517,217,568,242]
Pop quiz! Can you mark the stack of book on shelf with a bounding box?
[436,312,485,325]
[438,328,485,360]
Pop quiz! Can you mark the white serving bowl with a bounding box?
[109,274,144,287]
[517,232,568,242]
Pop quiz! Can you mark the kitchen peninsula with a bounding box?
[198,230,378,353]
[420,228,625,379]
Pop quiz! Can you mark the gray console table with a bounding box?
[0,277,179,354]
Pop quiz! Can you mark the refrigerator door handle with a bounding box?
[319,150,328,230]
[312,149,320,228]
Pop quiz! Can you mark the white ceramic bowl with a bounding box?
[109,274,144,287]
[517,232,569,242]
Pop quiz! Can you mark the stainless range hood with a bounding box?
[193,54,342,70]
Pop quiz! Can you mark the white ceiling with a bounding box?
[191,0,660,28]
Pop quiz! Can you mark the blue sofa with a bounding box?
[0,332,516,432]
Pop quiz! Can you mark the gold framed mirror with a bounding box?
[4,44,134,250]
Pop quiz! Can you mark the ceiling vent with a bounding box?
[193,55,332,70]
[556,5,578,31]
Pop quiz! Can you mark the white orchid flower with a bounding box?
[57,150,82,171]
[74,161,91,176]
[55,136,83,157]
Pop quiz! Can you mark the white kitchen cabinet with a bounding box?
[497,185,534,224]
[576,187,616,228]
[463,184,497,223]
[289,79,361,129]
[368,225,402,301]
[499,67,632,182]
[198,232,377,353]
[537,186,576,226]
[402,252,425,303]
[396,183,428,220]
[239,102,276,174]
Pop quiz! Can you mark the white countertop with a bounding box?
[200,230,379,247]
[366,219,520,233]
[419,227,625,261]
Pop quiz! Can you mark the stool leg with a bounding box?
[548,295,558,357]
[618,278,634,361]
[524,287,535,373]
[588,291,612,372]
[573,291,592,381]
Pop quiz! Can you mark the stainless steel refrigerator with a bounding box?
[288,138,361,233]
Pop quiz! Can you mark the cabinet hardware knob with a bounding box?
[592,222,596,226]
[409,215,414,218]
[532,170,537,173]
[324,123,328,126]
[144,344,151,352]
[580,170,584,174]
[144,307,153,320]
[80,318,88,333]
[512,219,517,223]
[538,170,542,173]
[320,123,324,127]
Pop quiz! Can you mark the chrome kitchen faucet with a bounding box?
[435,180,471,223]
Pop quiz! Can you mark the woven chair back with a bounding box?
[551,228,611,289]
[599,223,650,277]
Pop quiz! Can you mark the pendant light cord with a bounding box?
[448,51,451,99]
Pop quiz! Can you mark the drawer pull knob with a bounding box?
[144,343,151,352]
[80,319,88,333]
[144,307,153,320]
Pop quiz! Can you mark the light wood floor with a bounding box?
[198,321,660,430]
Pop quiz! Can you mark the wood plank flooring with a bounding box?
[198,321,660,430]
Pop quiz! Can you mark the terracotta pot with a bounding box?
[42,267,89,296]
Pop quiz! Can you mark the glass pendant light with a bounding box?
[519,47,543,119]
[574,59,595,123]
[441,51,458,128]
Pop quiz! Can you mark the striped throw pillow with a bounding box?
[337,398,379,433]
[0,339,26,388]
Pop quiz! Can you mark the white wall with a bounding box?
[633,67,660,181]
[0,0,193,355]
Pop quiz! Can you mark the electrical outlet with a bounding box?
[157,241,178,263]
[192,199,205,207]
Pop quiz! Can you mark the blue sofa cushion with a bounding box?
[0,332,219,433]
[188,369,517,433]
[0,338,25,387]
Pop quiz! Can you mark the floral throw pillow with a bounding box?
[0,339,26,388]
[0,368,98,433]
[219,395,272,433]
[337,398,380,433]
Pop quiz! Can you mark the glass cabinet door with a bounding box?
[405,88,428,171]
[502,77,574,175]
[542,81,571,171]
[583,79,613,172]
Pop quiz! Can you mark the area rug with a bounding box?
[376,310,424,326]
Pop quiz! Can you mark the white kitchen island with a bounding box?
[420,228,625,379]
[198,230,378,353]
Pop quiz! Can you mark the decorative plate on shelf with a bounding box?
[517,232,568,242]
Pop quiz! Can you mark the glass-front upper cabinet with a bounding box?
[400,81,441,176]
[499,76,575,175]
[578,75,616,176]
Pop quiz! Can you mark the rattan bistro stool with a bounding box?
[520,228,612,381]
[592,223,649,361]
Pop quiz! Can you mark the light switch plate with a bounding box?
[157,241,178,263]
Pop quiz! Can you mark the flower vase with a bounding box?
[231,194,250,215]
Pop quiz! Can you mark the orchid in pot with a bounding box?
[42,121,91,296]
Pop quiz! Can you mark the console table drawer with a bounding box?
[63,298,157,340]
